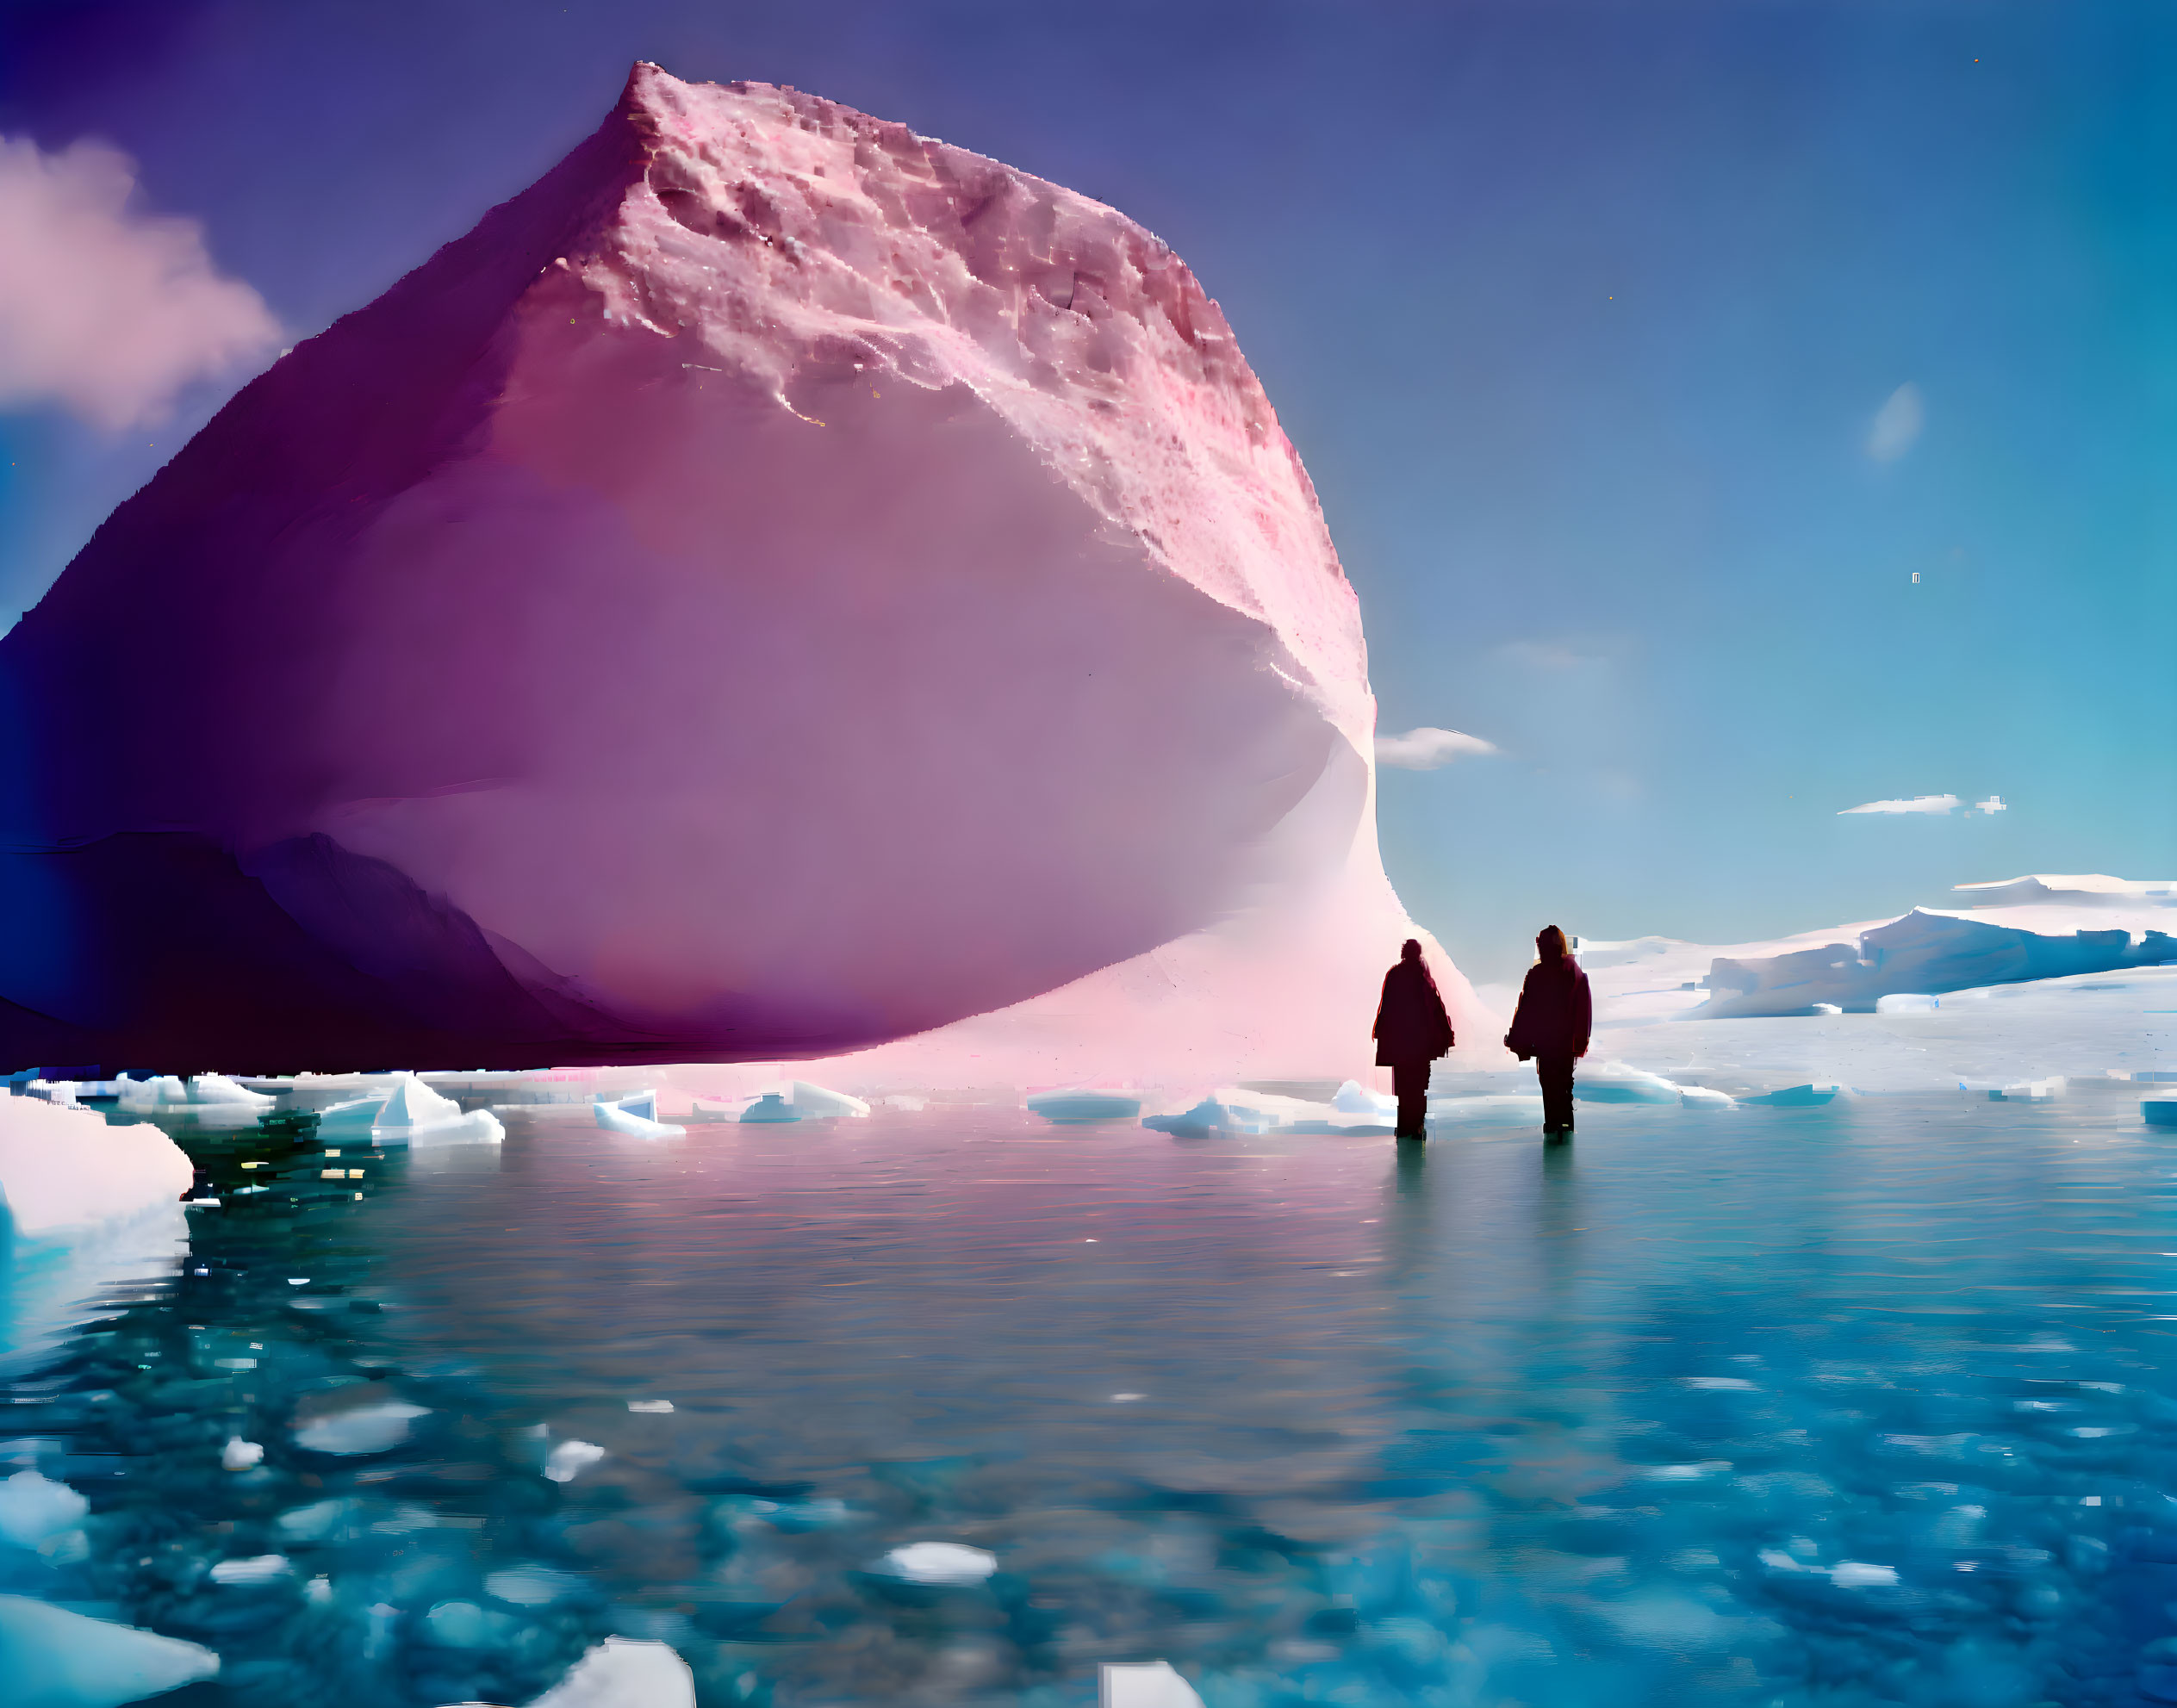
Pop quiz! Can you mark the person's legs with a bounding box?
[1537,1055,1575,1133]
[1392,1060,1430,1138]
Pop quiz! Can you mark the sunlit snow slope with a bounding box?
[0,64,1475,1074]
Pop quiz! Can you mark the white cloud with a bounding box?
[0,136,279,430]
[1375,727,1499,770]
[1866,382,1924,462]
[1975,795,2006,814]
[1838,794,1959,816]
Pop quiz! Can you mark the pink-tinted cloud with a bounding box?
[0,136,279,430]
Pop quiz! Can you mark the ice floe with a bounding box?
[593,1090,685,1139]
[1101,1660,1206,1708]
[292,1399,429,1455]
[880,1541,997,1584]
[0,1593,219,1707]
[0,1098,192,1367]
[370,1075,503,1148]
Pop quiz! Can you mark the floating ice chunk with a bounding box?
[881,1541,998,1584]
[276,1499,360,1543]
[543,1439,606,1483]
[115,1074,191,1110]
[522,1636,696,1708]
[1809,1003,1843,1015]
[0,1593,220,1706]
[1742,1084,1840,1108]
[188,1073,272,1106]
[0,1099,193,1367]
[209,1553,292,1585]
[1829,1561,1900,1588]
[627,1399,674,1413]
[1026,1090,1144,1123]
[594,1092,685,1139]
[293,1400,429,1455]
[1331,1079,1396,1116]
[220,1438,263,1471]
[787,1081,871,1119]
[1143,1097,1270,1137]
[0,1470,87,1548]
[1576,1061,1683,1104]
[316,1095,389,1134]
[1100,1661,1205,1708]
[371,1078,503,1147]
[1991,1077,2064,1102]
[485,1564,584,1606]
[1679,1086,1736,1109]
[739,1093,799,1123]
[1875,993,1940,1014]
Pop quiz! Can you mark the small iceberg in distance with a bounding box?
[370,1075,504,1147]
[594,1090,686,1139]
[1144,1096,1271,1137]
[787,1080,871,1119]
[1027,1089,1144,1123]
[741,1093,799,1124]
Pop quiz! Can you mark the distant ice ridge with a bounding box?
[1570,875,2177,1023]
[0,1098,193,1369]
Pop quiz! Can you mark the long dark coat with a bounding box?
[1373,958,1455,1066]
[1506,955,1593,1060]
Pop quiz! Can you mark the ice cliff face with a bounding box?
[0,65,1472,1073]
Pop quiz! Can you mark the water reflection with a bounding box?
[3,1096,2174,1708]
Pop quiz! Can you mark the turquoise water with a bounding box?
[6,1092,2177,1707]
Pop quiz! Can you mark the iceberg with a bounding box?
[739,1094,799,1124]
[593,1090,685,1139]
[1579,874,2177,1027]
[370,1074,503,1147]
[2145,1100,2177,1127]
[1331,1079,1397,1117]
[0,1098,193,1367]
[0,1594,219,1708]
[784,1081,870,1120]
[0,62,1481,1084]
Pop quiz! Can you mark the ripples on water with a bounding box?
[6,1095,2175,1707]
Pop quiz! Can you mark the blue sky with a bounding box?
[2,0,2172,983]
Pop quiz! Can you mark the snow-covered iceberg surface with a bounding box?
[0,61,1478,1084]
[0,1098,193,1367]
[1573,875,2177,1024]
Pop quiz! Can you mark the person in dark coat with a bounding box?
[1504,924,1591,1140]
[1373,938,1455,1140]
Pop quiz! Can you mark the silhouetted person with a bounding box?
[1504,924,1590,1140]
[1373,938,1455,1140]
